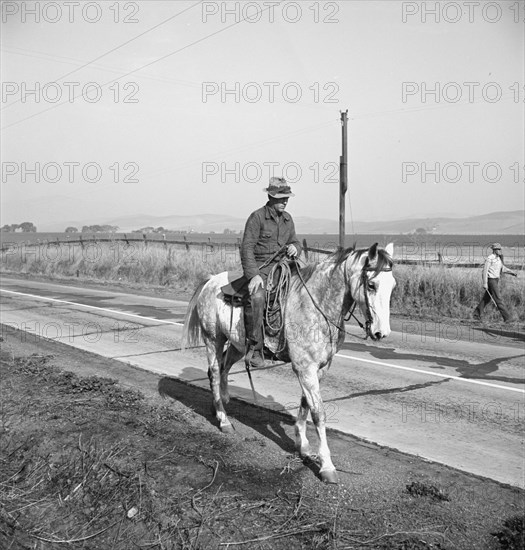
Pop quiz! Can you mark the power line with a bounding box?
[0,47,202,88]
[1,0,204,111]
[1,1,283,131]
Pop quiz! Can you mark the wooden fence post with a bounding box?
[302,238,309,262]
[183,235,190,252]
[143,233,147,248]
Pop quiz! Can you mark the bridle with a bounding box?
[356,259,393,339]
[295,252,393,341]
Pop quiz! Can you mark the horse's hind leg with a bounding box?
[296,369,338,484]
[204,335,233,433]
[220,344,244,405]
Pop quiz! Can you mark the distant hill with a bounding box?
[93,210,525,235]
[26,210,524,235]
[349,210,525,235]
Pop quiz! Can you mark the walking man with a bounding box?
[240,177,302,368]
[473,243,517,323]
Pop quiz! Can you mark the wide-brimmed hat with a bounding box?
[263,177,295,198]
[491,243,502,250]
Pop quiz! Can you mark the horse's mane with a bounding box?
[299,245,393,283]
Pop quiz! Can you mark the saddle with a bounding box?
[220,272,249,307]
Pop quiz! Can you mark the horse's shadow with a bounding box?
[157,367,323,480]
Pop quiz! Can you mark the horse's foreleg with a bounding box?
[205,338,233,433]
[295,395,311,458]
[297,371,338,484]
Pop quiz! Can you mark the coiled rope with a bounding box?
[265,260,293,341]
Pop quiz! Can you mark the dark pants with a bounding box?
[243,271,269,350]
[474,278,510,321]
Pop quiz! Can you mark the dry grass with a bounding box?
[0,241,240,290]
[392,264,524,322]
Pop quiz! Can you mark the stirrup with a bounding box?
[245,347,266,369]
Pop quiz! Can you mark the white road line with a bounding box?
[2,287,524,395]
[335,354,525,394]
[0,288,184,326]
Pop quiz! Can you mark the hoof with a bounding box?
[320,469,339,484]
[220,423,234,434]
[298,447,312,460]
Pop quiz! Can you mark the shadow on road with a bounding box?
[341,341,525,385]
[157,367,329,481]
[158,368,295,448]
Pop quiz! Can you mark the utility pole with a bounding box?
[339,110,348,248]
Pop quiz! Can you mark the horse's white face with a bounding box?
[349,243,396,340]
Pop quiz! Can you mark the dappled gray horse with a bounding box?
[182,243,395,483]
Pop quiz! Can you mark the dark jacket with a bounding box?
[241,203,302,280]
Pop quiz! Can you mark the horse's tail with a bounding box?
[181,278,209,351]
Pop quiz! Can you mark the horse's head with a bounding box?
[347,243,396,340]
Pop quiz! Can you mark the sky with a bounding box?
[1,0,524,231]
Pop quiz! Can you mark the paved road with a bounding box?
[1,277,524,487]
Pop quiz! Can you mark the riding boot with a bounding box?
[243,287,266,368]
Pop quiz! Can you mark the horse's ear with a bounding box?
[368,243,378,261]
[385,242,394,258]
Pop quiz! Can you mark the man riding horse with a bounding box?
[240,177,302,368]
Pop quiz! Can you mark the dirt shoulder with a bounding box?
[1,328,523,549]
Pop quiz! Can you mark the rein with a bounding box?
[293,255,392,341]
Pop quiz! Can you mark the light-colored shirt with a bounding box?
[482,253,513,285]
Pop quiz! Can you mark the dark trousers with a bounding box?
[244,286,265,350]
[474,278,510,321]
[243,269,271,350]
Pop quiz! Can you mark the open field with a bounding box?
[1,239,524,323]
[1,330,524,550]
